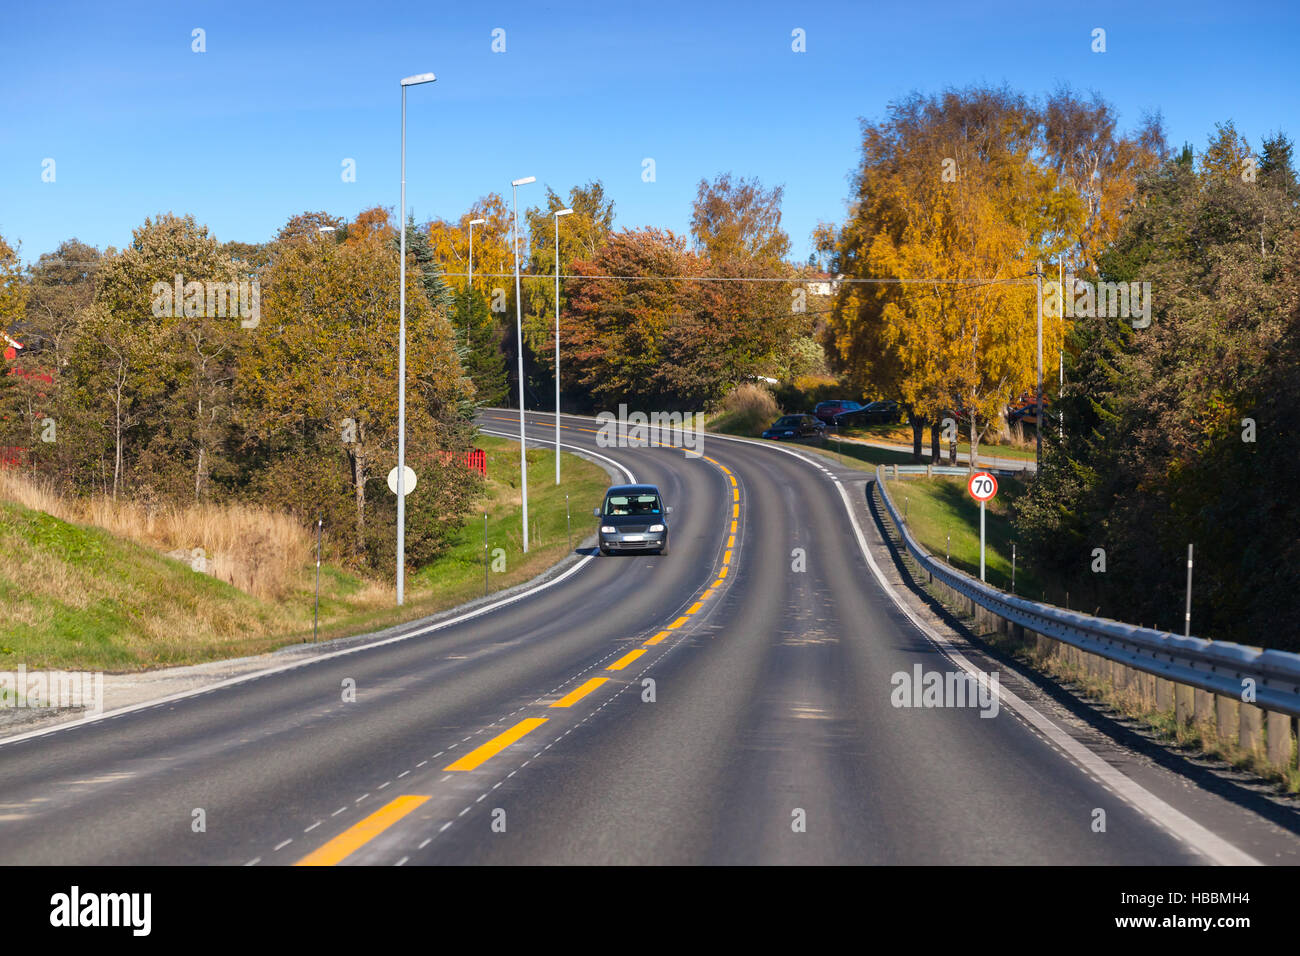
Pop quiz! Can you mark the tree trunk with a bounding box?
[113,374,124,501]
[353,444,367,559]
[929,420,941,464]
[908,409,924,462]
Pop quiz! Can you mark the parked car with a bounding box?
[813,400,864,425]
[594,484,671,555]
[1007,398,1051,427]
[762,414,826,441]
[833,400,901,427]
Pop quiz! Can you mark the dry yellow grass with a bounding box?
[0,471,311,600]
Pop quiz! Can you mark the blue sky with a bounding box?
[2,0,1297,265]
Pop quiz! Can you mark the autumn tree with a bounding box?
[10,240,103,483]
[65,214,242,500]
[823,86,1078,462]
[1042,87,1165,275]
[238,214,475,568]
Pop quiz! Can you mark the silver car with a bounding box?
[594,484,671,555]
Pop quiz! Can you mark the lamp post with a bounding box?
[467,217,485,349]
[553,207,573,484]
[1034,260,1043,472]
[396,71,435,606]
[511,175,535,553]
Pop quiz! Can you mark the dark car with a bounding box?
[1007,398,1051,427]
[833,400,901,427]
[594,483,671,555]
[813,400,864,424]
[762,413,826,441]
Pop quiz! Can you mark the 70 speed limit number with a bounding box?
[967,472,998,502]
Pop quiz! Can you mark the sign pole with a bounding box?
[980,499,986,582]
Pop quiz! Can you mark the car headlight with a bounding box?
[648,524,665,532]
[600,525,616,534]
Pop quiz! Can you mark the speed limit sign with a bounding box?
[968,472,998,502]
[967,472,998,582]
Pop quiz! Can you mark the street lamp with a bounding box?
[1034,259,1043,472]
[511,175,536,553]
[396,70,436,607]
[467,217,485,349]
[553,207,573,484]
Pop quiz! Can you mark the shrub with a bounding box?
[709,383,781,436]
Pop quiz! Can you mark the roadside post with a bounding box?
[967,471,998,582]
[314,517,322,641]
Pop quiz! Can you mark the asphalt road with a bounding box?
[0,410,1295,865]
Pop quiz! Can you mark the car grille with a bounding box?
[619,524,649,533]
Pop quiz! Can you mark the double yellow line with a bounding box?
[295,445,740,867]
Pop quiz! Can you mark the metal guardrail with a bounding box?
[875,465,1300,719]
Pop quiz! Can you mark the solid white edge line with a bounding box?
[0,438,637,751]
[510,409,1259,866]
[830,481,1259,867]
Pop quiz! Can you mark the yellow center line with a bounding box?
[726,534,735,548]
[728,474,737,486]
[607,648,647,671]
[723,549,733,564]
[730,520,737,534]
[718,565,729,579]
[550,677,609,708]
[444,717,548,772]
[667,615,690,629]
[712,578,725,588]
[294,795,430,866]
[700,588,715,600]
[643,631,670,646]
[686,601,703,614]
[732,488,739,502]
[732,503,740,518]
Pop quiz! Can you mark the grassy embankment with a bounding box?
[884,475,1104,612]
[0,434,607,671]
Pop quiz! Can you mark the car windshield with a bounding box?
[604,493,662,516]
[773,416,802,427]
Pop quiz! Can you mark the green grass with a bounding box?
[0,434,608,671]
[884,476,1104,610]
[884,476,1042,597]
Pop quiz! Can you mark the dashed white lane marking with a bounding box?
[304,821,321,833]
[331,807,347,817]
[418,838,432,850]
[244,857,261,866]
[273,839,293,852]
[395,856,409,866]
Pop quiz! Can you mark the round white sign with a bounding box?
[387,465,418,496]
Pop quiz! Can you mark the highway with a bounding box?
[0,410,1296,865]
